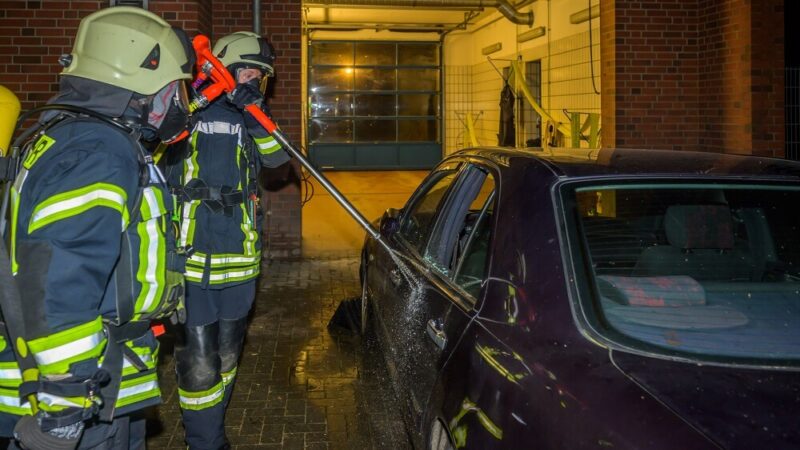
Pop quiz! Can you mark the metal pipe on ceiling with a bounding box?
[307,23,454,30]
[306,0,533,26]
[254,0,261,34]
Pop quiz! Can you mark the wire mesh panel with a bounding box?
[444,65,473,154]
[521,60,542,147]
[787,68,800,161]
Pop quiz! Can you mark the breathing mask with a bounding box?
[146,79,190,143]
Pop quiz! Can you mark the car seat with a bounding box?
[633,204,755,281]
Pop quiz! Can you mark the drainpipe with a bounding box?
[307,0,533,26]
[254,0,261,34]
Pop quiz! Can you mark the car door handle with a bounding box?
[427,318,447,350]
[389,268,402,286]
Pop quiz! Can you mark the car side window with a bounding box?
[453,187,494,298]
[424,164,496,300]
[399,165,461,254]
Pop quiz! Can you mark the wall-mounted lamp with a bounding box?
[517,26,546,43]
[482,42,503,55]
[570,4,600,24]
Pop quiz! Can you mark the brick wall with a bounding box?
[0,1,105,109]
[0,0,302,258]
[750,0,784,157]
[601,0,785,155]
[599,0,616,149]
[211,0,302,259]
[601,0,701,150]
[699,0,751,155]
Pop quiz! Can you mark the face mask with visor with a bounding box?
[146,79,191,143]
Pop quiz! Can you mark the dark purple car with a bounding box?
[360,147,800,449]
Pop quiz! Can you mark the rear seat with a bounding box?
[633,205,755,281]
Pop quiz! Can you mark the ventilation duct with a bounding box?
[307,0,534,26]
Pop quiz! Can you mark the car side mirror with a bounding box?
[379,208,401,236]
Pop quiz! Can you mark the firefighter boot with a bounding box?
[175,322,227,450]
[219,316,248,408]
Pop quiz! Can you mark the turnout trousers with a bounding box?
[175,281,255,450]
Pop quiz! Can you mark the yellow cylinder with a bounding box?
[0,85,21,157]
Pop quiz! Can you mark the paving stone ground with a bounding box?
[146,255,411,449]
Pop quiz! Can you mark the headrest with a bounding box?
[664,205,734,249]
[598,275,706,307]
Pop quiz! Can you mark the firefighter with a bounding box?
[167,31,289,450]
[2,7,192,449]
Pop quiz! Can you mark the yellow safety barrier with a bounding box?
[465,112,479,147]
[510,60,572,139]
[510,61,601,149]
[0,85,21,157]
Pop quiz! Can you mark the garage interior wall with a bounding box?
[443,0,601,153]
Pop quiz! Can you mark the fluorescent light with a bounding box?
[517,26,546,43]
[570,4,600,24]
[481,42,502,55]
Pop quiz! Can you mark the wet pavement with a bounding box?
[146,254,411,449]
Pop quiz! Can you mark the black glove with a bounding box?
[228,82,263,110]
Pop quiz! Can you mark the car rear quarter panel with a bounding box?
[439,161,712,449]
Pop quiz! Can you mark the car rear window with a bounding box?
[570,183,800,364]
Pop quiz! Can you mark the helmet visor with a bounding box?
[175,79,190,114]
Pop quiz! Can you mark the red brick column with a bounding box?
[698,0,751,155]
[601,0,785,155]
[750,0,784,157]
[212,0,303,259]
[600,0,701,151]
[600,0,616,148]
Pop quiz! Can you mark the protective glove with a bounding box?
[228,82,263,110]
[14,413,83,450]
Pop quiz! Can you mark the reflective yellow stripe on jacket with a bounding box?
[184,251,260,285]
[28,182,129,233]
[134,187,167,318]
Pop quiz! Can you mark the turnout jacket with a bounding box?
[168,98,289,288]
[2,116,181,426]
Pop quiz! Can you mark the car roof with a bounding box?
[454,147,800,180]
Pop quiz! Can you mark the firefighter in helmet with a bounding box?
[166,31,289,449]
[1,7,191,448]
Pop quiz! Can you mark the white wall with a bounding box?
[443,0,602,154]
